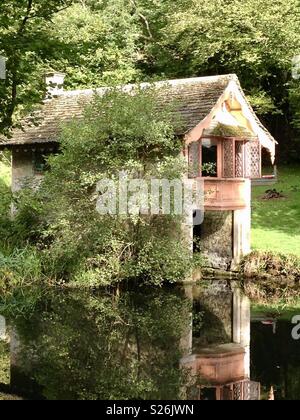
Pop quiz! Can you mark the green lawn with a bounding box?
[252,166,300,256]
[0,158,11,218]
[0,160,10,186]
[252,302,300,321]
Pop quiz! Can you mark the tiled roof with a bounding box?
[0,74,275,148]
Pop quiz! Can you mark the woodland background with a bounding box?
[1,0,300,163]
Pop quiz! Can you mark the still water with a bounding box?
[1,280,299,400]
[252,319,300,400]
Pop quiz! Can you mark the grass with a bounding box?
[251,302,300,321]
[0,155,11,198]
[252,166,300,256]
[0,155,11,224]
[0,157,10,186]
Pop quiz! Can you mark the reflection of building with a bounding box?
[5,281,260,400]
[0,74,277,269]
[181,282,261,401]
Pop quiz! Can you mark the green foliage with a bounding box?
[0,154,11,213]
[50,1,142,87]
[201,162,217,177]
[211,123,251,138]
[0,0,75,133]
[0,154,13,247]
[155,0,300,83]
[1,0,300,148]
[0,0,300,161]
[10,288,191,400]
[11,88,191,286]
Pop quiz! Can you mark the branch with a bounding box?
[3,1,72,132]
[32,4,73,21]
[19,0,34,35]
[3,0,35,129]
[130,0,153,40]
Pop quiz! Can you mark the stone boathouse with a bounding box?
[0,73,277,270]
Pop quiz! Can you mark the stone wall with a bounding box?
[11,149,45,193]
[198,210,233,270]
[11,150,34,193]
[192,281,233,351]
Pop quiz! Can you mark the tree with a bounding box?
[0,0,74,134]
[116,0,300,161]
[47,0,143,88]
[14,87,192,286]
[10,287,191,399]
[1,0,300,161]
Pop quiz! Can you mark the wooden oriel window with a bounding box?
[188,137,262,179]
[202,138,218,177]
[188,138,222,178]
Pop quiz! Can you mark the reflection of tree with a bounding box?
[11,288,191,400]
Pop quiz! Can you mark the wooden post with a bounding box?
[217,140,223,178]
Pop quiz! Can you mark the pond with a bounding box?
[0,280,299,400]
[251,318,300,400]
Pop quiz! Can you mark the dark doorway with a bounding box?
[193,210,203,253]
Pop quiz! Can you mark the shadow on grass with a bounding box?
[252,167,300,238]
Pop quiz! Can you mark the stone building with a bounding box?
[0,73,277,269]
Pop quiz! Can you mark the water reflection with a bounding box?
[251,318,300,400]
[181,281,256,400]
[2,281,261,400]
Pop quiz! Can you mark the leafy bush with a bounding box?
[241,250,300,278]
[7,87,193,288]
[0,156,13,248]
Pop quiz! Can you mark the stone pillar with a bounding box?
[232,285,251,345]
[182,218,193,254]
[10,326,22,380]
[180,285,193,357]
[200,211,234,270]
[233,179,251,266]
[181,218,195,283]
[232,285,251,379]
[232,286,241,345]
[240,293,251,379]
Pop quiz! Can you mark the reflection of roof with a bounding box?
[0,74,276,150]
